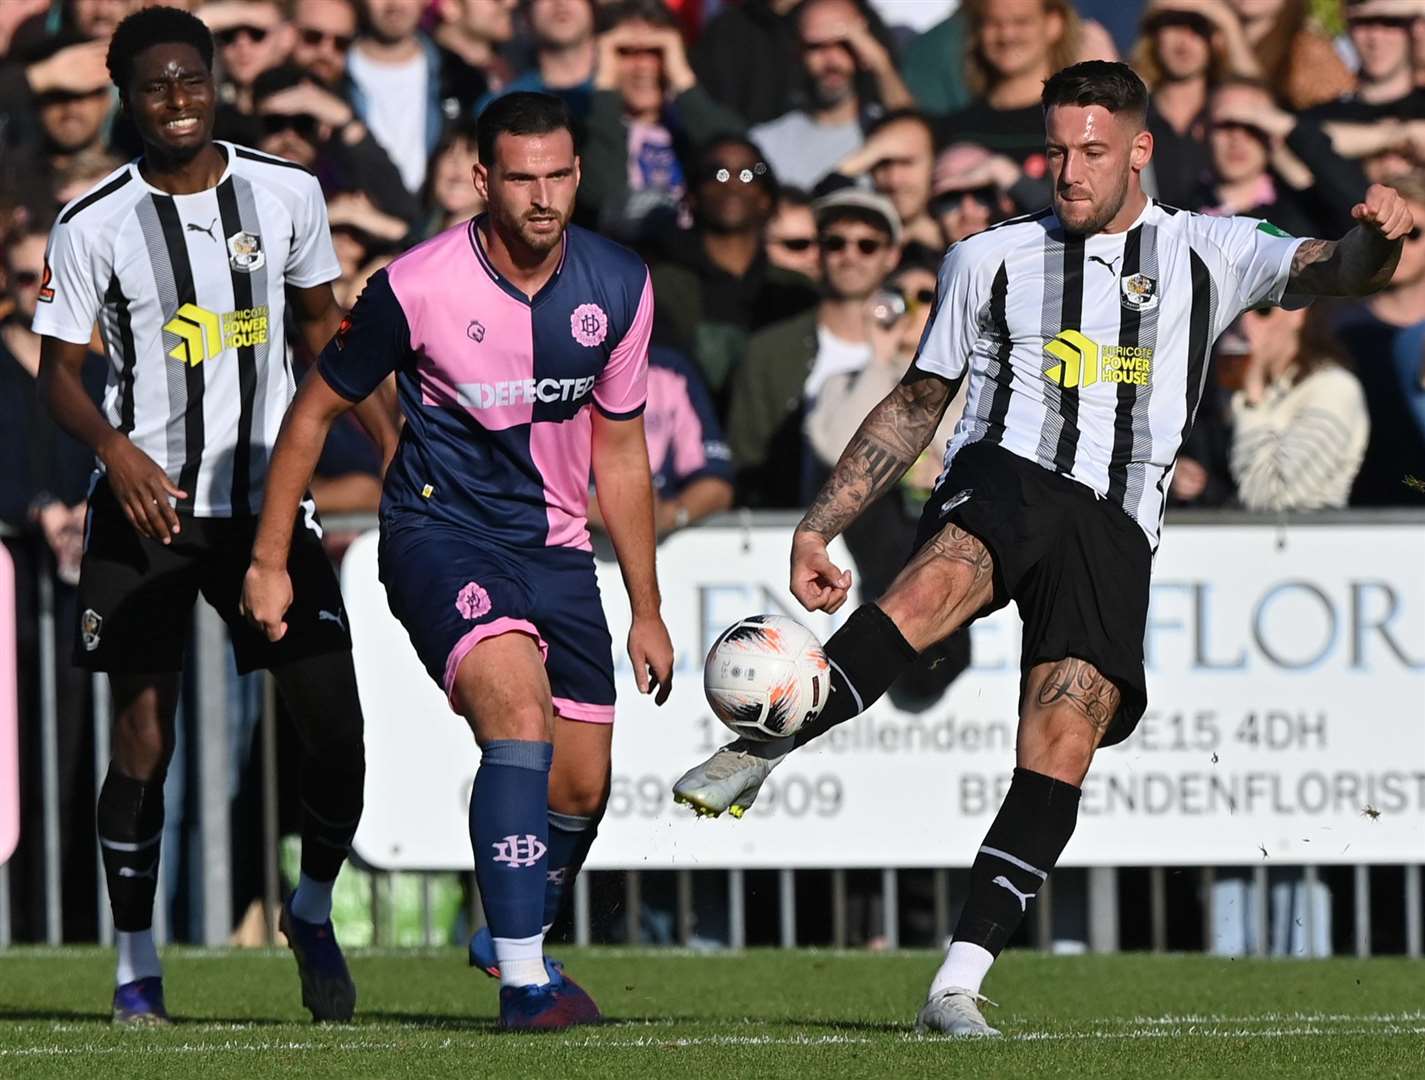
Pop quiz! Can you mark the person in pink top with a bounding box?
[242,92,674,1030]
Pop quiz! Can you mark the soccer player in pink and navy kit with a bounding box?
[242,93,675,1029]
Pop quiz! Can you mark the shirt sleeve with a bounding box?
[594,269,653,420]
[909,240,985,382]
[1206,215,1305,312]
[317,269,409,401]
[667,354,734,486]
[29,219,102,346]
[284,173,341,287]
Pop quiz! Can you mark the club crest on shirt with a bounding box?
[1120,273,1159,312]
[467,319,486,343]
[81,608,103,651]
[226,230,265,273]
[570,303,608,347]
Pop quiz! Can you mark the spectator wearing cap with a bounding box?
[1333,172,1425,505]
[347,0,451,194]
[764,187,821,282]
[747,0,912,192]
[1134,0,1225,210]
[252,64,421,226]
[823,108,941,249]
[589,346,735,539]
[476,0,598,120]
[934,0,1080,181]
[929,142,1021,245]
[1306,1,1425,175]
[726,188,900,508]
[579,0,743,242]
[650,136,819,402]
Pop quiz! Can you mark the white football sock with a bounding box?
[116,929,161,986]
[929,940,995,998]
[494,932,550,988]
[289,872,335,924]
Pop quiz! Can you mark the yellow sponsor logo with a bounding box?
[163,304,269,366]
[1043,330,1153,389]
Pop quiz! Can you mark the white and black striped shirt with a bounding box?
[914,200,1303,550]
[32,142,340,517]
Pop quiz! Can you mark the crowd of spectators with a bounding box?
[3,0,1425,944]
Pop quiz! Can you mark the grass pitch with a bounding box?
[0,947,1421,1079]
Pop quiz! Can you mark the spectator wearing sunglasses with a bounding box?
[928,142,1020,246]
[579,0,743,242]
[1333,173,1425,505]
[747,0,912,192]
[198,0,293,115]
[0,31,120,223]
[1228,303,1368,512]
[726,188,900,508]
[649,136,819,403]
[764,187,821,281]
[804,241,971,709]
[252,64,421,227]
[291,0,358,90]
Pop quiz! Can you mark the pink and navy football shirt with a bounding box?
[319,216,653,550]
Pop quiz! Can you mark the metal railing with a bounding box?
[3,508,1424,955]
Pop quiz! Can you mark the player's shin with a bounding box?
[542,810,600,933]
[97,766,166,985]
[471,740,554,987]
[791,603,918,749]
[930,767,1081,996]
[292,757,364,924]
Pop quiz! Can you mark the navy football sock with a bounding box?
[470,739,553,986]
[542,810,599,932]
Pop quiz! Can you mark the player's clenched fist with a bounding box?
[241,563,293,642]
[1352,184,1415,241]
[790,530,853,614]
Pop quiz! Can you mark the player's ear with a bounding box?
[473,161,490,202]
[1130,127,1153,174]
[573,154,582,188]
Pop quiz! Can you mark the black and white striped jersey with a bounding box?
[32,142,340,517]
[912,200,1303,550]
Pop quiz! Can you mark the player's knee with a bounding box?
[550,765,610,818]
[111,710,173,781]
[462,699,552,745]
[882,561,977,649]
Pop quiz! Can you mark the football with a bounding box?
[703,614,831,741]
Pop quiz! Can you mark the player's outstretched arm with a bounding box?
[1286,183,1414,297]
[242,370,357,642]
[40,336,187,543]
[591,410,674,706]
[790,368,958,613]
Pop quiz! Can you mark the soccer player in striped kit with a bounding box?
[673,60,1413,1036]
[35,7,389,1026]
[243,92,674,1030]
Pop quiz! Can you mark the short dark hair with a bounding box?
[107,6,215,96]
[865,108,935,145]
[252,65,312,108]
[476,91,573,167]
[1041,60,1148,126]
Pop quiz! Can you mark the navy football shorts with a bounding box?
[378,522,616,722]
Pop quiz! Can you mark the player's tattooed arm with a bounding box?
[798,368,959,541]
[1285,183,1413,297]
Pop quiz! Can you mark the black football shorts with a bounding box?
[74,478,351,674]
[911,442,1151,746]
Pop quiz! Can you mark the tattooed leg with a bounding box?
[878,522,998,652]
[1018,658,1121,786]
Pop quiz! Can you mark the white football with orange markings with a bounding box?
[703,614,831,741]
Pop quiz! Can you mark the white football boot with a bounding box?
[671,736,792,818]
[914,988,1002,1038]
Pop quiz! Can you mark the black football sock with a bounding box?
[97,766,166,933]
[951,767,1082,955]
[298,757,365,884]
[790,603,918,749]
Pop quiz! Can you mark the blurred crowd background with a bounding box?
[2,0,1424,951]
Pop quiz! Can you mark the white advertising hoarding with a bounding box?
[345,521,1425,871]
